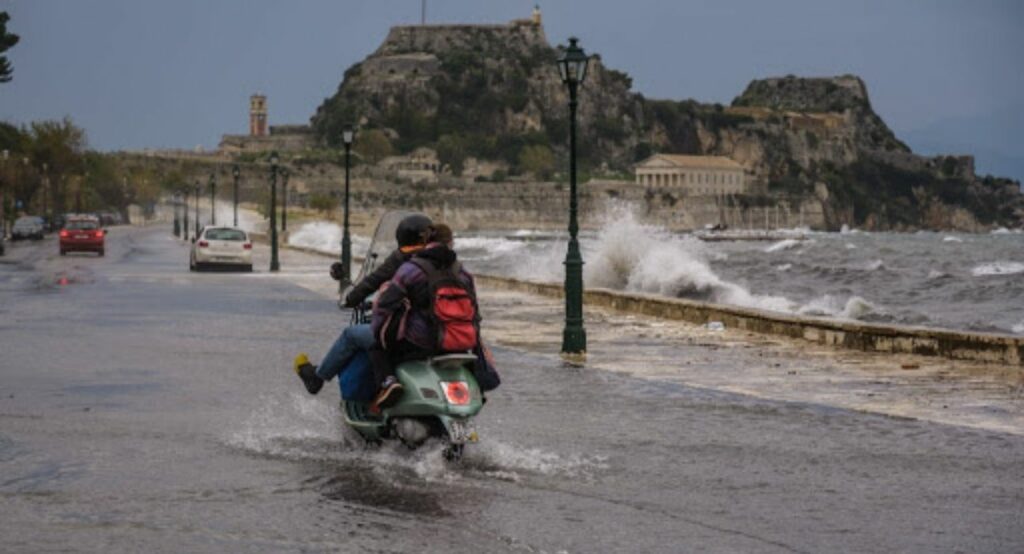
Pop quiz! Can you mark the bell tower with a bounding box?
[531,4,542,26]
[249,93,267,137]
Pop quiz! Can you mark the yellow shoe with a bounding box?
[293,353,311,375]
[293,353,323,395]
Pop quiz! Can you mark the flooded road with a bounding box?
[1,226,1022,553]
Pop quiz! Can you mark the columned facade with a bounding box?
[635,154,747,196]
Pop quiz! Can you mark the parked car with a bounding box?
[11,216,45,240]
[189,226,252,272]
[59,216,105,256]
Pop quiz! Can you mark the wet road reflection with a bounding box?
[1,226,1023,553]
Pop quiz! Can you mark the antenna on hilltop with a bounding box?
[421,0,426,25]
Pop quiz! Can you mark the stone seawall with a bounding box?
[275,239,1023,369]
[474,274,1023,367]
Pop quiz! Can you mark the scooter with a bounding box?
[338,211,484,461]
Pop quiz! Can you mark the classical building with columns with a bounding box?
[634,154,747,196]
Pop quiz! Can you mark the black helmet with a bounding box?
[395,214,433,247]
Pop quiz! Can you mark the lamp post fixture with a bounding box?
[557,37,590,358]
[232,165,240,227]
[280,167,289,232]
[269,151,280,272]
[208,173,216,225]
[183,188,190,241]
[193,180,200,238]
[339,126,355,289]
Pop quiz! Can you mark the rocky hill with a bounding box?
[310,18,1023,231]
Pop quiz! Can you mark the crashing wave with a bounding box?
[971,261,1024,277]
[287,221,369,257]
[765,239,801,253]
[798,295,879,320]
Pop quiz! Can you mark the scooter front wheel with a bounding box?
[443,443,464,463]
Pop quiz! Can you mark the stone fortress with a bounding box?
[121,6,1020,233]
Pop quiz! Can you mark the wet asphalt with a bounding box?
[0,226,1022,553]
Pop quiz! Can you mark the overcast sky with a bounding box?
[1,0,1021,180]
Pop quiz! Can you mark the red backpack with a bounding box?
[411,258,478,353]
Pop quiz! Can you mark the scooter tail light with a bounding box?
[441,381,470,405]
[198,240,209,248]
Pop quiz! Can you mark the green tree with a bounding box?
[0,12,19,83]
[436,134,467,176]
[354,129,393,164]
[309,193,335,216]
[518,144,555,180]
[29,118,87,215]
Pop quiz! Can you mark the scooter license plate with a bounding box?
[448,419,477,443]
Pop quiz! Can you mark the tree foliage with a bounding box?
[518,144,555,180]
[0,12,19,83]
[354,129,393,164]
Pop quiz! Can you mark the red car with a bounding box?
[60,217,105,256]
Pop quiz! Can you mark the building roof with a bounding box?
[637,154,743,170]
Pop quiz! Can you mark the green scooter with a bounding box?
[339,211,484,461]
[341,352,483,461]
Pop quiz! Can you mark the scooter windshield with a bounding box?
[354,210,425,283]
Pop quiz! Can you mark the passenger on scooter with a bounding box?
[292,214,433,395]
[369,223,479,409]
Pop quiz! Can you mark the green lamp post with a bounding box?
[557,37,590,357]
[269,151,280,272]
[339,126,355,289]
[280,167,289,232]
[232,165,240,227]
[172,192,181,238]
[193,180,200,238]
[183,188,189,241]
[208,173,216,225]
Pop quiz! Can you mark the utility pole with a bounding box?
[421,0,426,24]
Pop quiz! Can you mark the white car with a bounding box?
[189,226,253,272]
[12,216,45,240]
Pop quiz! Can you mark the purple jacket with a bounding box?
[371,243,478,351]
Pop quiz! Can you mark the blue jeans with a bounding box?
[316,324,375,381]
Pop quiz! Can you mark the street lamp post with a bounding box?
[280,167,289,232]
[193,180,200,238]
[0,150,7,238]
[208,173,216,226]
[183,189,190,241]
[172,192,181,237]
[269,152,280,272]
[232,165,240,227]
[41,163,49,231]
[339,126,355,289]
[557,37,590,358]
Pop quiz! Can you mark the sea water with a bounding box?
[289,206,1024,335]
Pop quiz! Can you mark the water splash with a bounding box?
[765,239,802,253]
[971,261,1024,277]
[286,221,370,258]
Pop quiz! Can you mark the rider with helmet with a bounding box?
[293,214,433,395]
